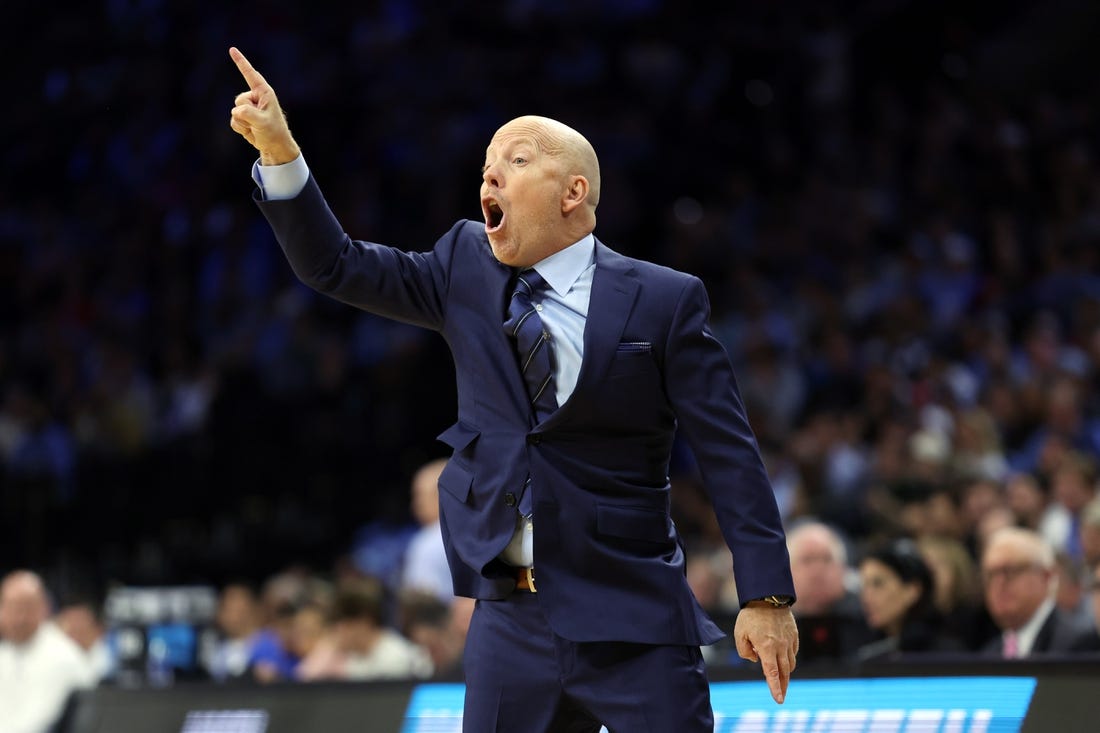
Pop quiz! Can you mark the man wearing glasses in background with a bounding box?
[980,527,1100,658]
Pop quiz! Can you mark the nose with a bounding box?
[482,162,500,188]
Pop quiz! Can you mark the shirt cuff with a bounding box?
[252,154,309,200]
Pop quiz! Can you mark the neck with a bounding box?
[884,618,905,638]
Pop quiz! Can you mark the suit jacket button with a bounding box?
[528,435,542,445]
[504,492,517,507]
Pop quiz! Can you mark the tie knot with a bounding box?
[514,269,547,299]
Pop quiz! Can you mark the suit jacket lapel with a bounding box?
[1031,608,1057,654]
[544,240,638,426]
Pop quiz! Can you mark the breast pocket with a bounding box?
[607,349,657,379]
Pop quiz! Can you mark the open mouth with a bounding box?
[483,198,504,232]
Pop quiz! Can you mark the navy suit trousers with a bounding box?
[462,590,714,733]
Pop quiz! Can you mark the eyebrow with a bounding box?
[482,138,540,171]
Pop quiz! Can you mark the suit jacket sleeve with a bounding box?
[662,275,794,604]
[255,175,456,331]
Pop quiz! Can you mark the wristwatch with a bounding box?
[753,594,794,608]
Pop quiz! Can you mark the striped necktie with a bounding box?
[503,269,558,424]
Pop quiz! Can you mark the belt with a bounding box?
[515,566,537,593]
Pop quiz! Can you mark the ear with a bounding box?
[561,175,590,214]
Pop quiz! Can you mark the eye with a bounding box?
[512,157,527,165]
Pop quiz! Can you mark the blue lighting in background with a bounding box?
[400,677,1037,733]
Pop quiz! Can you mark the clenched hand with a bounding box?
[733,603,799,704]
[228,47,301,166]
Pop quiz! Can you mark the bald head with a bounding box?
[0,571,50,645]
[481,115,601,267]
[493,116,601,209]
[786,522,848,615]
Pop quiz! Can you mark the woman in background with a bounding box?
[856,538,967,662]
[917,535,998,650]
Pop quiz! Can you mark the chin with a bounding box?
[488,237,521,266]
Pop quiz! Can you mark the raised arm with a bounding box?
[228,47,301,166]
[227,46,450,331]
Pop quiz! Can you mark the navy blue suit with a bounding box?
[258,176,794,730]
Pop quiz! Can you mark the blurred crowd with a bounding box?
[5,0,1100,728]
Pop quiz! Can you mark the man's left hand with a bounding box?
[733,603,799,704]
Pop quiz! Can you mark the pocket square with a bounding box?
[616,341,652,353]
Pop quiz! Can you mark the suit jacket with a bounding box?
[983,606,1100,657]
[257,176,794,645]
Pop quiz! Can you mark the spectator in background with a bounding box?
[735,338,807,444]
[685,547,740,619]
[247,599,299,683]
[958,477,1008,555]
[855,539,965,662]
[1011,377,1100,476]
[1090,563,1100,635]
[399,457,453,604]
[55,599,115,683]
[891,479,966,543]
[916,535,997,651]
[1005,470,1067,540]
[785,521,871,664]
[906,428,952,489]
[206,582,272,682]
[980,527,1100,658]
[1080,498,1100,572]
[1047,451,1098,562]
[0,570,95,733]
[1053,551,1090,626]
[974,503,1018,561]
[240,566,337,681]
[950,407,1010,483]
[297,578,432,681]
[397,589,470,678]
[288,601,331,680]
[2,388,76,503]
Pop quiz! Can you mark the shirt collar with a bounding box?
[532,234,595,297]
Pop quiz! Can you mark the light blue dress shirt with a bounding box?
[525,237,595,408]
[252,156,310,201]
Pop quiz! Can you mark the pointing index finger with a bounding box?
[760,651,787,704]
[229,47,267,91]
